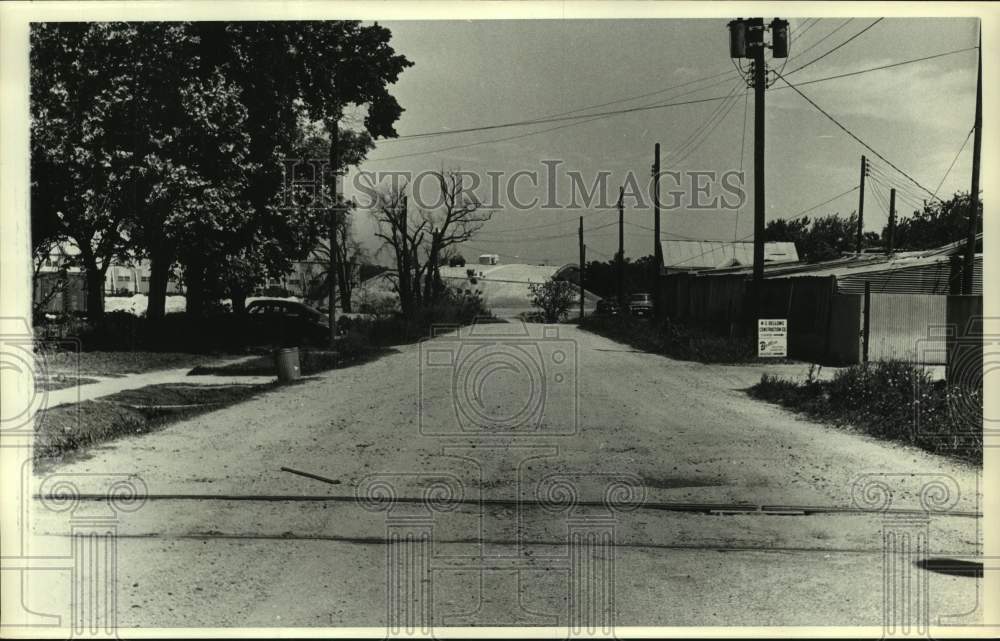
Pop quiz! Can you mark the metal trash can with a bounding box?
[274,347,301,382]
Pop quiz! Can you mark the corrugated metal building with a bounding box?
[659,240,799,272]
[692,233,982,296]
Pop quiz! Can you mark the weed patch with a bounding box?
[750,361,982,464]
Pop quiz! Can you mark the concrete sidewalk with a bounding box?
[43,355,272,409]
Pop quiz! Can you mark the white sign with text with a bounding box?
[758,318,787,357]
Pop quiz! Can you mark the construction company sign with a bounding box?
[758,318,787,357]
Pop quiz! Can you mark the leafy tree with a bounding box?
[883,192,981,251]
[582,254,658,299]
[765,212,859,262]
[529,279,578,323]
[30,23,141,317]
[30,21,412,322]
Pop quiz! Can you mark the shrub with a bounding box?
[528,279,577,323]
[580,314,761,364]
[750,360,981,464]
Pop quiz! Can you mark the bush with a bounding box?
[348,289,497,345]
[580,314,761,364]
[528,279,577,323]
[71,311,259,354]
[750,360,982,464]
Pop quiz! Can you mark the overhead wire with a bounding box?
[932,126,975,199]
[730,87,751,241]
[363,47,978,164]
[785,18,884,76]
[772,67,943,203]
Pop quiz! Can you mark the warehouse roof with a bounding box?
[659,240,799,270]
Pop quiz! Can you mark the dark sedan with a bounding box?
[595,298,621,316]
[245,299,330,346]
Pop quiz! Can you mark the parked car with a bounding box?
[595,298,621,316]
[245,299,330,346]
[628,292,653,317]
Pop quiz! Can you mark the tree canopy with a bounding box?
[30,21,412,319]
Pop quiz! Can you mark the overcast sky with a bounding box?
[345,18,979,266]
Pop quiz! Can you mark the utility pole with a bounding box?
[327,120,339,348]
[963,33,982,295]
[856,155,867,254]
[751,19,766,284]
[887,188,896,254]
[617,185,625,306]
[400,194,409,318]
[728,17,788,343]
[578,216,586,320]
[652,143,662,320]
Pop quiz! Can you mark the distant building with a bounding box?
[659,240,799,274]
[693,232,983,296]
[438,261,597,317]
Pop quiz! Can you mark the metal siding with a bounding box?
[868,294,948,364]
[836,255,981,295]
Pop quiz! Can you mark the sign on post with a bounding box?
[758,318,787,357]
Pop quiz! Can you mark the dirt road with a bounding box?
[23,322,982,630]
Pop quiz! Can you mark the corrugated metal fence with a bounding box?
[661,271,979,366]
[867,294,948,364]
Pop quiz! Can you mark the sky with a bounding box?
[343,18,980,267]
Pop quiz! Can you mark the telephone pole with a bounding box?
[578,216,586,320]
[887,188,896,254]
[617,185,625,306]
[728,17,789,341]
[856,155,867,254]
[652,143,662,319]
[751,19,766,284]
[327,120,340,348]
[962,33,982,295]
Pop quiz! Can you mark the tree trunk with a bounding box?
[146,253,171,321]
[79,248,106,320]
[335,243,353,313]
[184,259,207,318]
[84,267,105,319]
[229,284,247,314]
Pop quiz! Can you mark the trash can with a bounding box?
[274,347,301,382]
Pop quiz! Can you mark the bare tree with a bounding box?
[371,183,427,318]
[307,210,366,313]
[370,170,495,318]
[420,170,493,304]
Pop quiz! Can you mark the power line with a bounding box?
[785,18,854,66]
[733,87,750,241]
[865,164,933,205]
[932,126,974,199]
[664,85,745,167]
[366,112,611,163]
[867,171,926,212]
[479,210,606,234]
[783,184,860,220]
[386,81,742,143]
[772,67,942,202]
[473,220,618,243]
[380,66,741,145]
[363,47,977,163]
[782,46,977,90]
[664,84,741,161]
[786,18,884,76]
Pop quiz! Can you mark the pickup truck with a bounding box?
[628,292,653,317]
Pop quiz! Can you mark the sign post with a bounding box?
[758,318,787,358]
